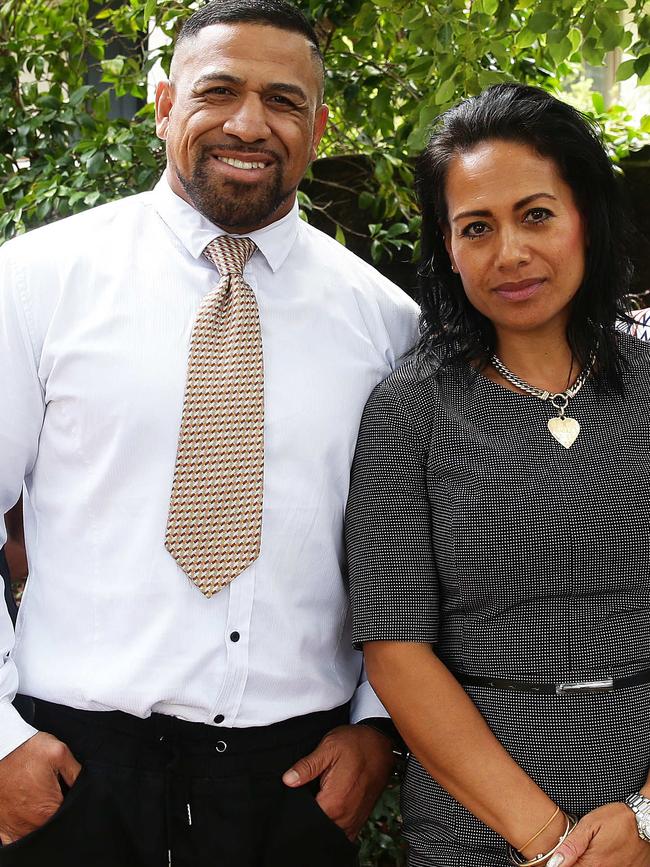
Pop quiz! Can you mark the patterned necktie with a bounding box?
[166,236,264,597]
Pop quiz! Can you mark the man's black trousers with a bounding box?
[0,699,359,867]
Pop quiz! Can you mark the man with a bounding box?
[0,1,418,864]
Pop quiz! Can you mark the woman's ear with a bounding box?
[441,223,458,273]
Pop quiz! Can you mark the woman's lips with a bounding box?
[493,278,545,301]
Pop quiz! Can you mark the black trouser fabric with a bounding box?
[0,699,359,867]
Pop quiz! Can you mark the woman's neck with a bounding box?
[488,329,578,395]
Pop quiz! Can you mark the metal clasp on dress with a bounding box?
[555,677,614,694]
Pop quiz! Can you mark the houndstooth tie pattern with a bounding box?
[166,236,264,597]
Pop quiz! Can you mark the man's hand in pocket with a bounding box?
[0,732,81,845]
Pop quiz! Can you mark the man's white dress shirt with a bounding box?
[0,178,418,759]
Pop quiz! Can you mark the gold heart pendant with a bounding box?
[547,416,580,449]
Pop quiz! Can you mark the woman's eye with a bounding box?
[524,207,552,223]
[462,221,490,238]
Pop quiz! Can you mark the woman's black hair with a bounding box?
[415,83,634,393]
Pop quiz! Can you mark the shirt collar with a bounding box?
[152,174,299,273]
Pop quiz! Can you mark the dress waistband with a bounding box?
[450,668,650,695]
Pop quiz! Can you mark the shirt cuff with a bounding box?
[349,677,389,724]
[0,700,38,761]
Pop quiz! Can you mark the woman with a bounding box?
[346,83,650,867]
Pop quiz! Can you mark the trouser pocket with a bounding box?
[0,764,139,867]
[264,783,359,867]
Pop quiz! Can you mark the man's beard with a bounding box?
[176,145,291,231]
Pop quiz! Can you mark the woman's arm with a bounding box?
[364,640,568,858]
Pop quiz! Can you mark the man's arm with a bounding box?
[282,723,395,840]
[0,243,43,757]
[0,242,82,845]
[281,661,395,840]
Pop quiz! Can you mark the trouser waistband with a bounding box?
[33,698,350,755]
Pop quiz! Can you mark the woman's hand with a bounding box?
[548,802,650,867]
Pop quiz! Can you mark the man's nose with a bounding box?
[495,226,531,271]
[222,95,271,142]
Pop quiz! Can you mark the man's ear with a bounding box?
[310,104,329,161]
[155,81,173,141]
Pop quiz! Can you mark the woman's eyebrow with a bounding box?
[452,192,558,223]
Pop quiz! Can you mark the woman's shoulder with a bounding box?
[358,355,445,451]
[370,352,444,412]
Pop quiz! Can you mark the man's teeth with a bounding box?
[218,157,266,170]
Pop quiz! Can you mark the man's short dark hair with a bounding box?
[415,83,635,394]
[176,0,324,78]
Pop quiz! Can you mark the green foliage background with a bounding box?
[1,2,650,860]
[1,0,650,265]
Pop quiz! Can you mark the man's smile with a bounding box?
[216,156,267,170]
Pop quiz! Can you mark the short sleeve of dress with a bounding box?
[346,374,439,647]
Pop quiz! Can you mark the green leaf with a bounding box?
[591,91,606,115]
[483,0,499,14]
[358,191,374,209]
[634,54,650,80]
[478,69,506,88]
[548,37,572,64]
[616,58,636,82]
[582,38,604,66]
[144,0,156,25]
[68,85,93,106]
[296,190,313,210]
[527,11,555,34]
[434,77,455,105]
[568,28,582,52]
[86,151,105,177]
[546,29,566,45]
[335,224,346,246]
[602,25,624,51]
[101,57,125,77]
[374,158,393,185]
[108,143,133,161]
[640,15,650,41]
[515,27,537,49]
[385,222,408,237]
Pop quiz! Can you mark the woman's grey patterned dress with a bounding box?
[346,333,650,867]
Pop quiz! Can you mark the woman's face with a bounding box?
[443,139,586,343]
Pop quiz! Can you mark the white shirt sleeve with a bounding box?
[349,661,389,723]
[0,242,42,758]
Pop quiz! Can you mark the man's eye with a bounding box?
[269,95,296,107]
[461,222,490,238]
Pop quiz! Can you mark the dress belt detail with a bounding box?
[451,668,650,694]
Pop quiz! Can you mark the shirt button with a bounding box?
[230,631,240,642]
[214,714,224,724]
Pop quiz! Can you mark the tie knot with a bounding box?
[203,236,256,278]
